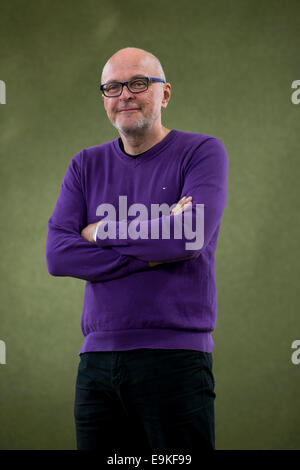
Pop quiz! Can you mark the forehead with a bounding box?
[102,55,158,83]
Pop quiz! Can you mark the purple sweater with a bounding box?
[45,129,228,355]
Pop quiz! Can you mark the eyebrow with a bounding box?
[104,75,146,84]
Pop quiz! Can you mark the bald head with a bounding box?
[101,47,166,85]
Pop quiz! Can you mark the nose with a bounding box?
[119,84,133,99]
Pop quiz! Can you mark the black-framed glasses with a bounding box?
[100,76,166,97]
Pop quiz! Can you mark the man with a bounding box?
[45,47,228,456]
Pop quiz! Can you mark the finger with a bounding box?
[182,199,192,206]
[179,196,192,205]
[183,202,192,210]
[176,200,184,207]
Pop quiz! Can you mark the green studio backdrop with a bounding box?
[0,0,299,450]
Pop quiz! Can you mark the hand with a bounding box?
[170,196,192,215]
[81,220,103,243]
[148,261,163,267]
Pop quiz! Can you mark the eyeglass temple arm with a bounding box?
[149,78,166,83]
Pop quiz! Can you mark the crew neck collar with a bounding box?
[113,129,178,166]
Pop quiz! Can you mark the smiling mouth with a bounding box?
[119,108,140,113]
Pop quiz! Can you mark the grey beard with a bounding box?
[113,116,153,137]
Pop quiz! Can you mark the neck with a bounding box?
[118,125,171,155]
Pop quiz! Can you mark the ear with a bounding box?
[161,83,171,109]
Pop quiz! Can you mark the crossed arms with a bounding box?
[45,138,227,282]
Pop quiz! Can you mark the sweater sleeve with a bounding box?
[45,151,150,282]
[94,138,228,263]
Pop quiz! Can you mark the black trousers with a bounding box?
[74,348,216,456]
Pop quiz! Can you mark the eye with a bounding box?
[129,79,148,91]
[106,83,119,91]
[133,80,145,87]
